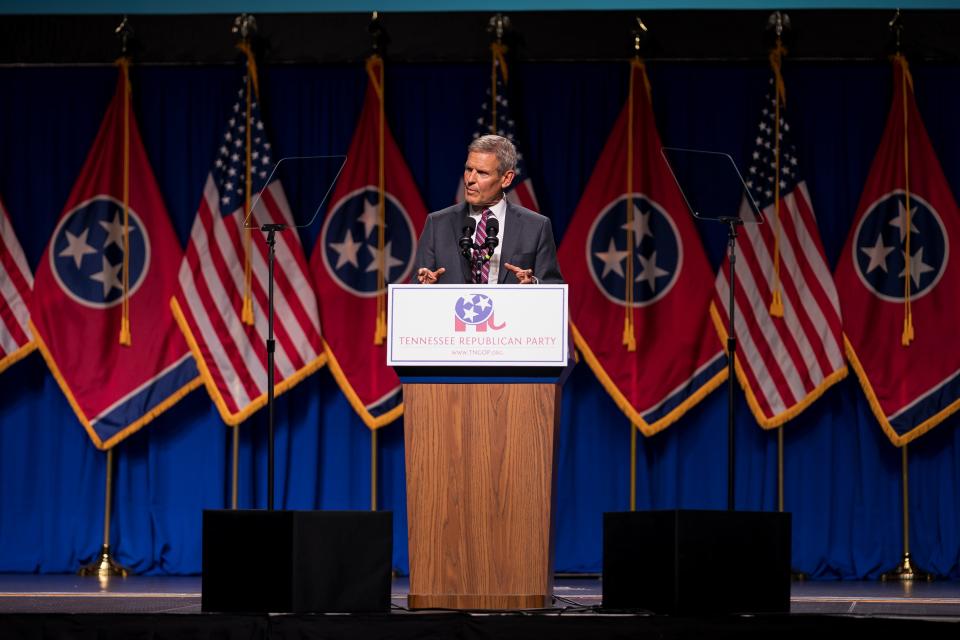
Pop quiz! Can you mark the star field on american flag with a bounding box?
[744,78,800,209]
[213,75,272,213]
[471,58,528,182]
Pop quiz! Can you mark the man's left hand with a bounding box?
[503,262,537,285]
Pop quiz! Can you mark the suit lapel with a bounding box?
[448,202,472,283]
[498,201,522,283]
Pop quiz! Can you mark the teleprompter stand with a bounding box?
[200,156,391,614]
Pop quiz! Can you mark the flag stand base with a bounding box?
[78,543,130,579]
[880,552,933,582]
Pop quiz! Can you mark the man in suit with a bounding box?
[414,135,563,285]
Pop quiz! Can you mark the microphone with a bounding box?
[484,217,499,252]
[459,218,477,259]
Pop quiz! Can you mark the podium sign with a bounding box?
[387,284,568,367]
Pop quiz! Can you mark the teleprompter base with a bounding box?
[603,510,791,615]
[202,509,391,613]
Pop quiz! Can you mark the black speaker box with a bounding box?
[202,509,392,613]
[603,510,791,614]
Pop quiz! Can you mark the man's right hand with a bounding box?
[417,267,446,284]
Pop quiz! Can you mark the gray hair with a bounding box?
[468,134,517,175]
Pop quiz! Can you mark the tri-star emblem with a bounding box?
[853,191,947,302]
[586,194,682,307]
[51,196,149,308]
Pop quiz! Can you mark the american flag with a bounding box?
[711,75,846,428]
[456,48,539,210]
[172,65,325,425]
[0,196,34,374]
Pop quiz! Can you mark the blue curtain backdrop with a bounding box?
[1,60,959,578]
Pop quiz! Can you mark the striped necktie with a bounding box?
[473,208,491,284]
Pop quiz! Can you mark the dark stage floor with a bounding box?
[1,574,960,618]
[2,575,960,640]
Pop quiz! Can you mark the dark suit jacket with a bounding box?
[412,201,564,284]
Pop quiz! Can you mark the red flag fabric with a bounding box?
[29,63,200,450]
[309,56,428,429]
[557,59,726,436]
[171,54,326,425]
[454,44,538,211]
[835,56,960,446]
[711,63,846,428]
[0,196,35,373]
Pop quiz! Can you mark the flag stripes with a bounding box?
[510,180,539,212]
[0,198,34,372]
[714,186,845,422]
[175,177,324,424]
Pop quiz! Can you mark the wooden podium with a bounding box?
[388,284,570,610]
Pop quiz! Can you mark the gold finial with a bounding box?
[369,11,388,53]
[231,13,258,40]
[631,16,648,55]
[114,15,133,55]
[487,13,511,43]
[889,8,904,52]
[766,10,791,39]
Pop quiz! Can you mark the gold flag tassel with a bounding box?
[622,58,649,352]
[367,55,388,345]
[767,40,788,318]
[117,57,133,346]
[896,54,915,346]
[237,40,261,327]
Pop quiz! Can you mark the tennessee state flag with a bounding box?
[557,59,726,436]
[29,61,200,450]
[835,55,960,446]
[308,55,427,429]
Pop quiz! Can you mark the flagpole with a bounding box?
[79,18,135,582]
[625,25,642,513]
[231,426,239,509]
[763,12,812,580]
[368,12,388,514]
[763,14,790,517]
[629,424,637,511]
[878,11,930,584]
[881,443,932,582]
[78,448,130,580]
[371,429,378,511]
[777,427,783,512]
[228,13,259,512]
